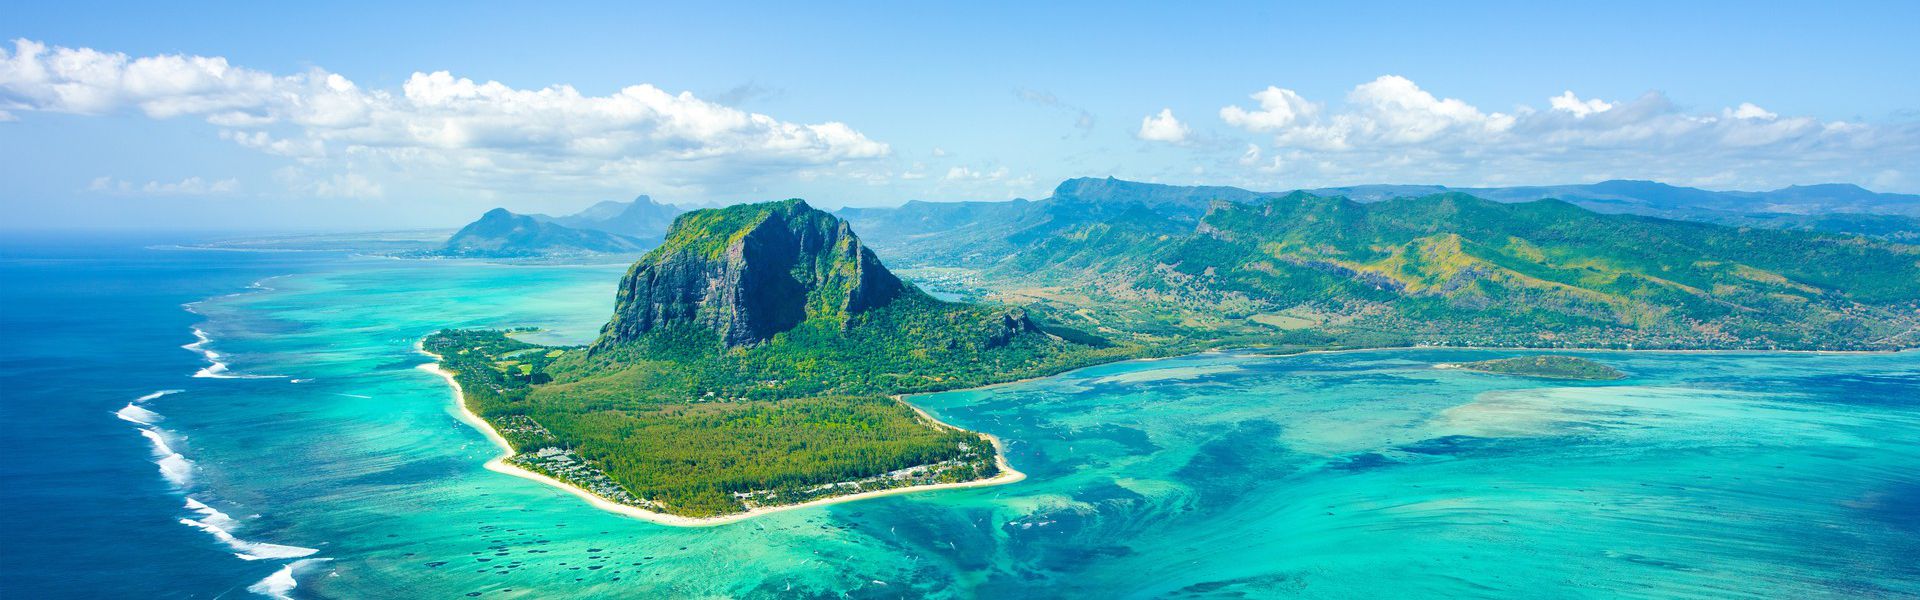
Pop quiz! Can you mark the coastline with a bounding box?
[416,340,1903,527]
[415,346,1026,528]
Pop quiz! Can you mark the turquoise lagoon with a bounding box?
[5,241,1917,598]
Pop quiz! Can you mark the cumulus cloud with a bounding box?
[1549,91,1613,119]
[88,176,239,195]
[1137,108,1190,143]
[0,38,889,199]
[1219,86,1317,132]
[1216,75,1920,190]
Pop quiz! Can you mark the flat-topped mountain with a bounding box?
[432,208,649,258]
[598,199,910,349]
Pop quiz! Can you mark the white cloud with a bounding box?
[1219,86,1317,132]
[1,38,890,200]
[1725,102,1777,120]
[1215,75,1920,190]
[87,176,239,195]
[1137,108,1190,143]
[1549,91,1613,118]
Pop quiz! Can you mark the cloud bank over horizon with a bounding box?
[0,38,889,204]
[1167,75,1918,192]
[2,35,1917,231]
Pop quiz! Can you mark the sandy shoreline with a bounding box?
[416,340,1903,526]
[415,346,1026,528]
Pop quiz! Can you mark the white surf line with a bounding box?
[182,275,295,380]
[115,390,322,589]
[141,428,197,488]
[116,389,183,426]
[184,326,286,379]
[178,497,319,561]
[247,558,332,600]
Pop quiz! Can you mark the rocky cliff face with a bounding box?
[597,199,912,349]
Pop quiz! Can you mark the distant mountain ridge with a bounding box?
[429,208,648,258]
[1309,180,1920,219]
[425,195,685,258]
[842,177,1920,351]
[534,195,685,242]
[841,177,1920,266]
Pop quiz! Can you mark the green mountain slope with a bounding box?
[992,191,1920,350]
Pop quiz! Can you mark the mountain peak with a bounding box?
[598,199,911,349]
[435,207,647,258]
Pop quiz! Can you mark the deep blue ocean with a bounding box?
[4,233,1918,599]
[0,233,328,597]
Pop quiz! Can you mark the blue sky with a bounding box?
[4,1,1918,231]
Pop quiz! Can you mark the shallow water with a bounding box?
[4,236,1917,598]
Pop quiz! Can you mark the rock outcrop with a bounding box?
[597,199,912,349]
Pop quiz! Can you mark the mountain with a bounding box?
[1306,180,1920,235]
[597,198,910,349]
[538,195,685,242]
[840,178,1920,258]
[427,199,1131,517]
[428,208,649,258]
[1148,192,1920,349]
[847,179,1920,351]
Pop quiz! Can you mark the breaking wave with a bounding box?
[247,558,332,599]
[184,327,284,379]
[178,497,319,561]
[139,427,195,488]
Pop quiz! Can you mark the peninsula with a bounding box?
[425,200,1135,522]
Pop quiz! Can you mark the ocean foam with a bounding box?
[178,497,319,561]
[184,497,239,531]
[116,404,163,425]
[140,428,196,487]
[185,327,284,379]
[134,389,183,403]
[177,514,319,561]
[247,558,330,599]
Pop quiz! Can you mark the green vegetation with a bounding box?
[427,327,1030,516]
[855,184,1920,352]
[428,200,1138,517]
[1444,355,1627,380]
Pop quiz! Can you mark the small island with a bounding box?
[1438,355,1626,380]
